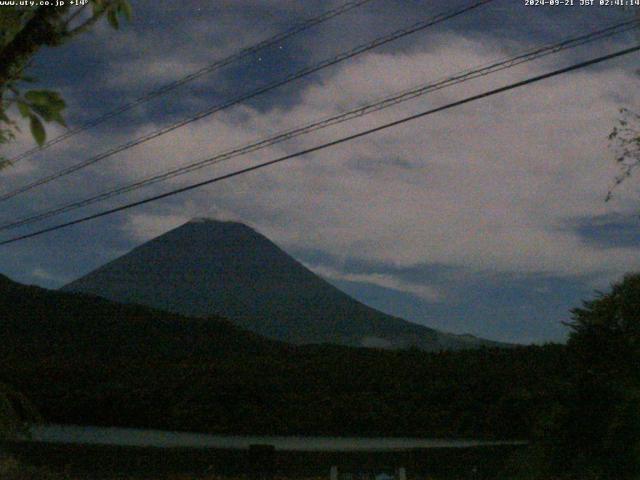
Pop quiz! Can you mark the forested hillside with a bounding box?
[0,274,567,439]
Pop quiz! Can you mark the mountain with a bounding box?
[1,272,275,360]
[62,218,501,350]
[0,272,564,438]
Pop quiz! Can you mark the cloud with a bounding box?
[99,33,640,284]
[31,268,71,285]
[305,263,445,302]
[123,207,250,242]
[123,212,191,242]
[4,1,640,344]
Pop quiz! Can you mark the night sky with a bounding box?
[2,0,640,344]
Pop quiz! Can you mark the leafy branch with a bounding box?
[606,108,640,202]
[0,0,131,167]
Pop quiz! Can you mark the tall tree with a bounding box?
[511,273,640,479]
[0,0,130,441]
[563,273,640,479]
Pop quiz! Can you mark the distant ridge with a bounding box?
[0,271,558,438]
[63,218,504,351]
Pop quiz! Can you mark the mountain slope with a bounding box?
[0,273,563,438]
[63,218,500,350]
[1,272,276,360]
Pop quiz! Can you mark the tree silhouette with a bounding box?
[514,273,640,479]
[0,1,131,167]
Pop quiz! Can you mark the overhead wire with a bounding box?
[0,0,494,203]
[5,0,377,165]
[0,19,637,232]
[2,43,638,246]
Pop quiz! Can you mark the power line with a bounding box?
[1,19,637,232]
[2,43,638,246]
[5,0,377,165]
[0,0,494,203]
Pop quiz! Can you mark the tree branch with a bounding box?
[0,6,70,93]
[62,3,89,30]
[66,1,119,39]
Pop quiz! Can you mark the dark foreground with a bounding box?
[0,273,567,440]
[2,441,524,479]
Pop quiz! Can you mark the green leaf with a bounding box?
[0,9,27,33]
[28,104,50,121]
[91,0,107,16]
[118,0,132,21]
[107,9,119,29]
[16,100,30,118]
[24,90,65,111]
[51,111,67,128]
[29,115,45,146]
[24,90,51,106]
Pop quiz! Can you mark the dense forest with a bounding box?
[2,272,639,479]
[0,273,567,439]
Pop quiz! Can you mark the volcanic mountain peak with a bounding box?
[189,217,229,224]
[63,219,503,351]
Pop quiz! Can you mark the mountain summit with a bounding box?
[63,219,499,350]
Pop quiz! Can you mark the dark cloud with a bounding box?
[1,0,640,343]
